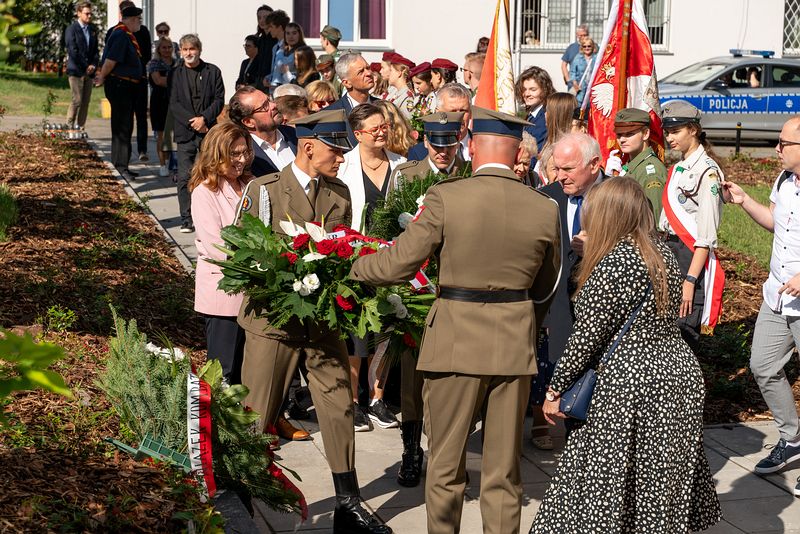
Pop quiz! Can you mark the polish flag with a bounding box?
[474,0,516,115]
[583,0,664,164]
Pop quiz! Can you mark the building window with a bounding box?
[293,0,388,45]
[519,0,669,51]
[785,0,800,56]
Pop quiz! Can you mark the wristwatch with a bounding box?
[685,274,698,284]
[545,390,559,402]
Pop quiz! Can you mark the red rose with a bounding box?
[292,233,310,250]
[335,294,355,311]
[335,241,354,258]
[316,239,336,255]
[333,224,360,236]
[403,332,417,348]
[281,251,298,264]
[359,246,377,256]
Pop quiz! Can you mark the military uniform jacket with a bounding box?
[625,147,666,221]
[351,166,561,375]
[387,153,469,193]
[236,165,352,340]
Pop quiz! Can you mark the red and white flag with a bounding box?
[583,0,664,164]
[474,0,516,114]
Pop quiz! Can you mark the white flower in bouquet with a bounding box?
[398,212,414,229]
[252,261,269,272]
[279,219,306,237]
[145,342,185,361]
[416,195,425,207]
[386,293,409,319]
[302,273,320,293]
[302,251,326,262]
[304,222,328,243]
[394,304,409,319]
[292,279,304,293]
[386,293,403,307]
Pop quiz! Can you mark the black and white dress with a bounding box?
[530,239,721,533]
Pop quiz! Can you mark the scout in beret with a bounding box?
[384,54,417,119]
[320,24,342,60]
[430,58,459,89]
[409,62,436,114]
[604,107,667,220]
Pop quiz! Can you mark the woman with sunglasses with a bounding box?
[189,122,254,385]
[658,100,725,347]
[569,37,597,105]
[337,103,407,433]
[305,80,338,112]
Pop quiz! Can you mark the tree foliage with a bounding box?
[0,0,42,61]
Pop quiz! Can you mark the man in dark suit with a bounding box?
[326,53,377,147]
[132,19,151,162]
[65,1,98,129]
[228,86,298,177]
[170,34,225,233]
[538,132,605,438]
[407,83,472,162]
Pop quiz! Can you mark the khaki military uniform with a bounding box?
[236,164,355,473]
[386,154,469,422]
[351,166,561,534]
[624,147,666,221]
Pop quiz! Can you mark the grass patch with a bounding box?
[0,64,103,119]
[0,183,18,240]
[719,183,773,270]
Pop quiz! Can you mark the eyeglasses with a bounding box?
[581,46,594,50]
[231,149,253,161]
[355,123,390,136]
[313,99,336,108]
[778,138,800,151]
[460,67,474,74]
[249,99,272,115]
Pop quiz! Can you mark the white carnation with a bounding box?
[145,342,185,361]
[386,294,403,307]
[292,280,304,293]
[398,212,414,229]
[302,273,320,292]
[298,285,311,296]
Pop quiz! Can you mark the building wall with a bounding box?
[109,0,787,101]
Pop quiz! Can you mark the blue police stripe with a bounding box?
[660,93,800,114]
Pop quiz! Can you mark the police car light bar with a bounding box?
[730,49,775,58]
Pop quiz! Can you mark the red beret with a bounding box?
[369,62,382,73]
[389,54,416,69]
[431,58,458,71]
[381,51,397,62]
[409,62,432,78]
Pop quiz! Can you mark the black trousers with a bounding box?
[665,237,705,348]
[203,314,245,385]
[103,77,137,170]
[134,80,148,155]
[176,137,202,225]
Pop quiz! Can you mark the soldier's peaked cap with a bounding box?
[421,111,464,147]
[471,106,531,140]
[293,109,352,150]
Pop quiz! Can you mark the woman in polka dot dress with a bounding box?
[530,177,721,533]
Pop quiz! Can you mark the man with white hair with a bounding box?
[327,52,377,146]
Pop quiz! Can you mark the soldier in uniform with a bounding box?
[605,107,666,220]
[235,109,391,534]
[658,100,725,346]
[350,107,562,534]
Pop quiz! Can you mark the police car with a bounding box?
[658,50,800,140]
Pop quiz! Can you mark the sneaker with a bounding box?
[367,399,399,429]
[158,165,169,177]
[179,222,194,233]
[138,152,149,162]
[754,438,800,474]
[353,403,371,432]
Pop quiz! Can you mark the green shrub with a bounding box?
[40,304,77,333]
[0,183,18,241]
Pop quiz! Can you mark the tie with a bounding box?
[83,25,90,47]
[307,178,318,208]
[571,195,583,238]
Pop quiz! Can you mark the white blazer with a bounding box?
[337,146,406,232]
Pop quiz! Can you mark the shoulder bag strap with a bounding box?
[598,282,652,368]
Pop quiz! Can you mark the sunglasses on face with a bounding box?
[355,123,390,136]
[313,100,336,107]
[250,99,272,115]
[231,149,253,161]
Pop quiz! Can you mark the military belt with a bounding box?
[437,287,530,303]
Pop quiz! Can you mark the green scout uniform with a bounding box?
[624,147,666,220]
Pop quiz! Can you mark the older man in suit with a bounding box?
[228,86,297,177]
[236,109,391,534]
[327,52,377,146]
[65,1,98,129]
[351,107,561,534]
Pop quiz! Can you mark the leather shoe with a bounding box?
[276,415,311,441]
[334,497,392,534]
[287,397,310,420]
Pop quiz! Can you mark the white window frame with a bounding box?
[784,0,800,56]
[303,0,392,51]
[517,0,670,52]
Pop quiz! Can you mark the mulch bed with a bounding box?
[0,133,212,531]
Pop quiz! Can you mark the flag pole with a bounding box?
[616,0,632,110]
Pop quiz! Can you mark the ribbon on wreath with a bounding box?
[187,372,217,500]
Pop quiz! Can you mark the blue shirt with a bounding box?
[569,54,596,105]
[561,42,580,64]
[103,27,143,80]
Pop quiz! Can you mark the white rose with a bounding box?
[386,294,402,307]
[298,285,311,296]
[398,212,414,229]
[302,273,320,292]
[292,280,304,293]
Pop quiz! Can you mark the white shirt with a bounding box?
[473,163,511,172]
[291,162,317,195]
[529,104,544,119]
[764,172,800,315]
[459,131,472,162]
[566,172,603,237]
[428,156,455,175]
[251,131,294,171]
[347,92,366,111]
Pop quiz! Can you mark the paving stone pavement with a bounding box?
[5,115,800,533]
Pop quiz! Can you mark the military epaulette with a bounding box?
[530,188,555,200]
[253,171,281,185]
[395,160,423,173]
[434,175,469,186]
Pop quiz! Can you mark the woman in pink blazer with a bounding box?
[189,122,254,384]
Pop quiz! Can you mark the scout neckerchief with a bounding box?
[113,22,142,59]
[661,145,725,334]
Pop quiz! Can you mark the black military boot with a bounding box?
[397,420,424,487]
[332,470,392,534]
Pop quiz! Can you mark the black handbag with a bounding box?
[559,283,651,420]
